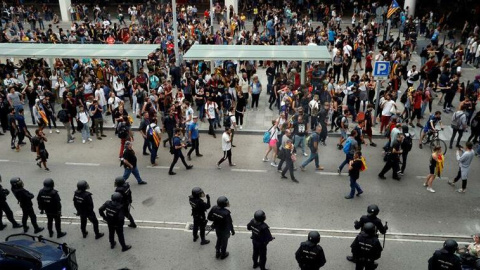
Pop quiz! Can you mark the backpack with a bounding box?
[306,134,313,148]
[263,126,273,143]
[336,115,344,127]
[117,122,129,139]
[402,134,413,152]
[400,91,408,104]
[451,112,465,129]
[31,136,39,152]
[343,138,352,154]
[57,109,68,123]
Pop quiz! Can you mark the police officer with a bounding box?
[247,210,274,270]
[37,178,67,238]
[428,240,462,270]
[295,231,327,269]
[347,204,387,262]
[189,187,211,245]
[0,174,22,230]
[207,196,235,259]
[73,180,104,239]
[10,177,44,233]
[114,176,136,228]
[99,192,132,252]
[350,222,383,270]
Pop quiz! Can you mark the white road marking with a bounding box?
[316,171,347,176]
[0,159,10,162]
[416,176,450,180]
[65,162,100,166]
[146,166,179,169]
[231,169,268,173]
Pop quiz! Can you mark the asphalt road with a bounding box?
[0,130,478,269]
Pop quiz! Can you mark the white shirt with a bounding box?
[108,96,121,109]
[221,132,232,151]
[114,81,125,97]
[95,88,107,107]
[343,44,353,57]
[205,102,218,119]
[381,100,396,116]
[78,110,89,124]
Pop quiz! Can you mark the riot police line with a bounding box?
[1,174,478,269]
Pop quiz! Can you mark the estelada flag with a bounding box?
[387,0,400,19]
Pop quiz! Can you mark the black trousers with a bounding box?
[169,152,189,172]
[10,130,17,148]
[400,151,409,173]
[215,231,230,254]
[449,128,464,148]
[193,218,207,241]
[252,93,260,108]
[218,149,232,165]
[281,158,295,179]
[163,130,174,147]
[208,119,215,135]
[108,223,127,248]
[187,138,200,157]
[80,212,100,235]
[252,241,268,269]
[143,138,151,154]
[46,213,62,234]
[235,112,244,125]
[0,202,17,225]
[355,261,377,270]
[21,206,39,230]
[453,168,468,189]
[124,207,135,225]
[379,158,400,178]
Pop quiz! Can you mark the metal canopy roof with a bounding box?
[183,44,331,61]
[0,43,160,59]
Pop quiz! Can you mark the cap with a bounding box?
[193,115,198,119]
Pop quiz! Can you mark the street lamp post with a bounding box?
[172,0,180,67]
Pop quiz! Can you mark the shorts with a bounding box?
[366,67,373,73]
[365,127,372,137]
[355,58,361,63]
[39,149,49,162]
[429,164,435,175]
[412,108,422,119]
[329,40,334,46]
[341,129,348,139]
[269,139,278,147]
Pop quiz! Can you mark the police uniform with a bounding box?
[428,248,462,270]
[208,205,235,259]
[115,182,136,227]
[189,194,210,243]
[73,189,102,238]
[351,231,383,270]
[37,186,65,237]
[99,196,131,251]
[355,215,387,235]
[295,240,327,269]
[247,218,274,270]
[11,184,43,233]
[0,183,22,230]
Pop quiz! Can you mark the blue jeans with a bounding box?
[339,153,353,172]
[81,122,90,140]
[14,104,24,118]
[123,166,144,184]
[294,135,306,154]
[301,151,319,168]
[348,177,363,198]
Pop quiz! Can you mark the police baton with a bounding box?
[383,221,388,248]
[206,224,215,236]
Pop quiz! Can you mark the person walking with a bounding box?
[217,128,236,169]
[206,98,220,138]
[99,192,132,252]
[10,177,44,233]
[249,75,262,110]
[122,141,147,185]
[280,139,298,183]
[399,125,413,175]
[338,130,359,174]
[73,180,104,239]
[449,105,467,149]
[146,123,161,167]
[37,178,67,238]
[0,174,22,230]
[424,145,443,193]
[189,187,211,245]
[138,112,151,156]
[77,105,92,144]
[263,120,279,163]
[299,125,324,171]
[169,128,193,175]
[292,114,308,157]
[57,104,74,143]
[247,210,274,270]
[187,116,203,160]
[32,129,50,171]
[378,133,403,181]
[448,142,475,193]
[207,196,235,260]
[345,151,365,199]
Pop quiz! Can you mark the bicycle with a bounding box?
[421,129,447,155]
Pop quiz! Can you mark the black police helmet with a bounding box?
[114,176,125,187]
[308,231,321,244]
[443,240,458,254]
[191,187,204,198]
[363,222,376,236]
[254,210,266,222]
[43,178,54,190]
[10,177,23,189]
[77,180,89,191]
[217,196,229,208]
[367,204,380,216]
[111,192,123,203]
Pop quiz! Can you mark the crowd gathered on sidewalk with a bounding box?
[0,0,479,200]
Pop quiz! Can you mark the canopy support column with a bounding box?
[300,61,306,85]
[58,0,71,22]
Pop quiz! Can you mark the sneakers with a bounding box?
[457,189,466,193]
[300,166,306,171]
[87,138,93,142]
[447,181,455,186]
[316,166,324,171]
[217,164,221,169]
[281,175,288,179]
[370,142,377,147]
[82,140,86,144]
[239,125,243,130]
[68,140,74,143]
[337,168,341,175]
[303,152,308,157]
[49,130,52,134]
[55,129,60,134]
[229,163,236,166]
[270,162,277,167]
[186,165,194,170]
[262,157,269,162]
[423,182,428,187]
[426,187,436,193]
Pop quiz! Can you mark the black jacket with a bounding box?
[247,219,273,245]
[351,232,383,262]
[73,190,95,215]
[428,248,462,270]
[295,241,327,270]
[37,188,61,214]
[99,200,124,226]
[207,206,234,235]
[355,215,387,235]
[11,187,34,208]
[189,196,210,220]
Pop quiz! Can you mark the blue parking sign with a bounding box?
[373,61,390,79]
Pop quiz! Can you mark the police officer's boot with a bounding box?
[95,233,104,239]
[220,252,229,260]
[83,231,89,238]
[34,226,44,234]
[346,255,356,263]
[57,232,67,238]
[200,239,210,245]
[193,235,199,242]
[0,223,7,230]
[24,225,29,233]
[121,245,132,252]
[12,223,22,228]
[216,251,221,259]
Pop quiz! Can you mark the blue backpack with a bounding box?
[263,126,274,143]
[343,138,352,154]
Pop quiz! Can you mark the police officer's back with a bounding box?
[99,192,132,252]
[73,180,104,239]
[189,187,211,245]
[247,210,274,270]
[207,196,235,259]
[0,174,22,230]
[37,178,66,238]
[10,177,43,233]
[428,240,462,270]
[355,204,387,235]
[114,176,136,228]
[351,223,383,270]
[295,231,327,270]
